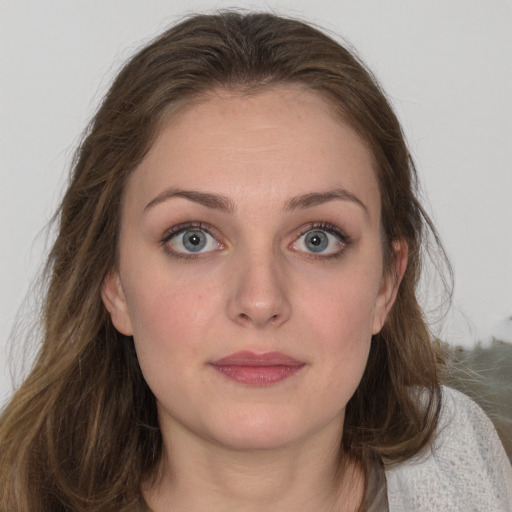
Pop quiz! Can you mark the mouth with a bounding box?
[209,351,305,386]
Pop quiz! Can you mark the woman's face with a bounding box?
[103,86,403,451]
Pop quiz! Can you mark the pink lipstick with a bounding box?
[210,351,305,386]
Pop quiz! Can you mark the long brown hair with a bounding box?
[0,11,450,511]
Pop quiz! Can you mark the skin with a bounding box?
[103,85,407,511]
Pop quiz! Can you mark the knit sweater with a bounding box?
[385,386,512,511]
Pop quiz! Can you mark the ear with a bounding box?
[101,270,133,336]
[372,239,408,335]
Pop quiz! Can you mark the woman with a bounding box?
[0,11,510,512]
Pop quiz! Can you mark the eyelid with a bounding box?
[160,221,224,259]
[290,221,351,258]
[161,221,215,241]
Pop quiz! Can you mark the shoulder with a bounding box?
[385,386,512,512]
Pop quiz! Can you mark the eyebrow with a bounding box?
[144,186,367,215]
[284,188,368,214]
[144,188,236,214]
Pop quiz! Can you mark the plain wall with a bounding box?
[1,0,511,403]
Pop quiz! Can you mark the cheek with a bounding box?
[301,265,380,341]
[127,263,218,327]
[123,271,220,376]
[297,265,380,390]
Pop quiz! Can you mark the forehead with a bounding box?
[126,85,380,221]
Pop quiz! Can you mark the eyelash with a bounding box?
[160,221,221,260]
[294,221,352,260]
[159,221,351,260]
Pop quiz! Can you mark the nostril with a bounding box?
[239,313,250,322]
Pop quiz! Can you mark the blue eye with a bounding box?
[166,227,221,255]
[181,230,207,252]
[304,230,329,253]
[292,225,347,256]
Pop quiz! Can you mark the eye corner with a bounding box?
[160,221,225,260]
[289,222,351,260]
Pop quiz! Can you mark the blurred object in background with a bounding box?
[490,317,512,344]
[446,339,512,463]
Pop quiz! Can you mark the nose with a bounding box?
[226,251,292,328]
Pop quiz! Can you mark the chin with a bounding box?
[203,405,334,451]
[212,424,302,451]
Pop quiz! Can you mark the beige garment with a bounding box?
[385,386,512,511]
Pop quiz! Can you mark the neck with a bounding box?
[143,423,364,512]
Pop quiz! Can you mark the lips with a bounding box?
[210,350,305,386]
